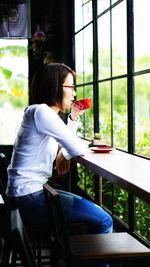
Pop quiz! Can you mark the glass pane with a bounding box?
[99,81,111,144]
[74,0,92,32]
[76,85,84,100]
[98,0,110,14]
[134,75,150,158]
[113,78,127,150]
[112,1,127,76]
[84,84,94,139]
[74,0,83,32]
[83,25,93,83]
[111,0,118,5]
[83,0,92,26]
[75,32,84,84]
[0,39,28,144]
[76,84,94,139]
[98,12,110,79]
[75,7,93,85]
[76,86,84,137]
[134,0,150,71]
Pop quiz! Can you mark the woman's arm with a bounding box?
[56,150,71,175]
[34,104,87,159]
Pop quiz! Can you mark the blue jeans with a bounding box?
[12,189,112,234]
[12,189,111,267]
[59,189,112,234]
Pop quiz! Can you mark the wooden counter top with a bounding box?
[74,147,150,204]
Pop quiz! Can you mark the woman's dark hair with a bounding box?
[30,63,76,109]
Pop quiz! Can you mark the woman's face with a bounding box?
[61,73,76,110]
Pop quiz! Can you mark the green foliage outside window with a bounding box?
[136,199,150,241]
[0,40,28,144]
[77,164,95,199]
[0,45,28,106]
[77,164,150,241]
[76,56,150,241]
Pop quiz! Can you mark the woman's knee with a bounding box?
[101,213,113,233]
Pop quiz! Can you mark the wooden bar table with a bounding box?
[73,146,150,204]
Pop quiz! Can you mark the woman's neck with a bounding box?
[50,105,60,113]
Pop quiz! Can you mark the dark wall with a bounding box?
[29,0,74,83]
[56,0,74,67]
[0,145,13,164]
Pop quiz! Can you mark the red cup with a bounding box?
[73,97,92,110]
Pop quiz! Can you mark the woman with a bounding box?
[6,63,112,234]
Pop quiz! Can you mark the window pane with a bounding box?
[75,32,84,84]
[112,1,127,76]
[83,25,93,83]
[98,12,110,79]
[134,75,150,158]
[75,25,93,85]
[74,0,83,32]
[76,85,84,100]
[0,39,28,144]
[83,0,92,26]
[113,78,127,150]
[76,85,94,139]
[134,0,150,71]
[111,0,118,5]
[99,81,111,144]
[74,0,92,33]
[98,0,110,14]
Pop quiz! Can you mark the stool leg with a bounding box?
[37,237,41,267]
[11,249,17,266]
[1,241,11,266]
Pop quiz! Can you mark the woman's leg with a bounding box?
[11,188,113,234]
[58,190,113,234]
[10,190,49,225]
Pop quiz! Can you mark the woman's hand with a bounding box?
[56,150,71,175]
[70,106,84,121]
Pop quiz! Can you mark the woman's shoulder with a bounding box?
[27,104,58,124]
[25,104,49,113]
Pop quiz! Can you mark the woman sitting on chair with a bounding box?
[6,63,113,235]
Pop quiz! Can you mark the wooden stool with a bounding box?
[44,183,150,267]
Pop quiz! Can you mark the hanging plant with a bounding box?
[31,30,46,56]
[30,20,56,65]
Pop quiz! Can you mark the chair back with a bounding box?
[43,183,72,261]
[0,153,50,266]
[11,208,37,267]
[0,204,37,267]
[0,153,14,267]
[0,152,9,190]
[0,153,11,239]
[0,153,11,214]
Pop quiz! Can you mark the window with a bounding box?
[74,0,94,139]
[0,39,28,144]
[73,0,150,244]
[74,0,150,159]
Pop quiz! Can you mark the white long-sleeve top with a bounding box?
[6,104,87,197]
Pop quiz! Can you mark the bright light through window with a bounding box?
[0,39,28,144]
